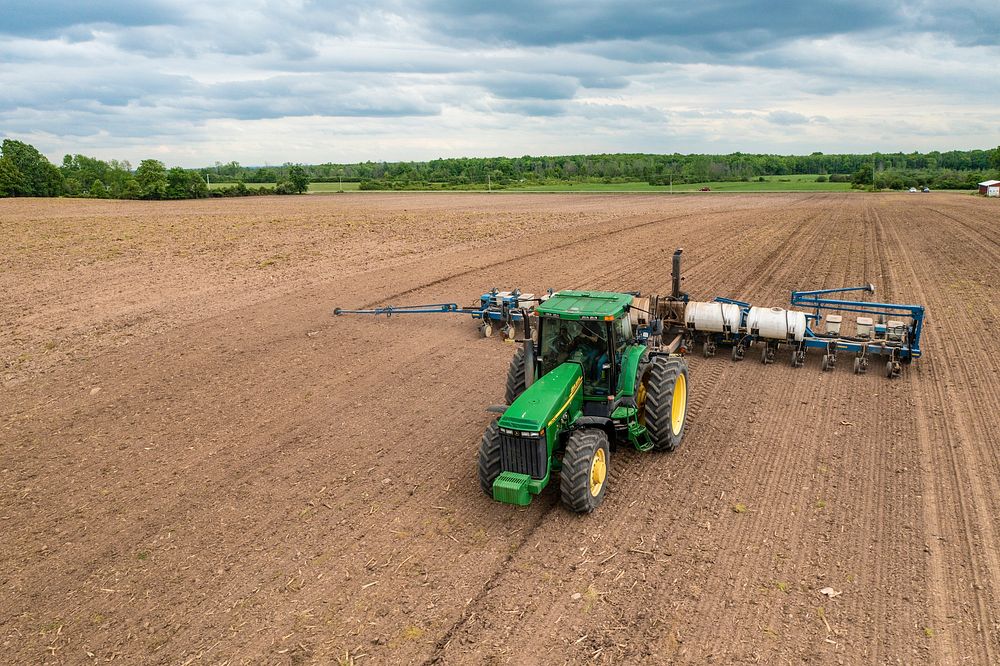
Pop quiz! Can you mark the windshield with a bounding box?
[540,318,612,395]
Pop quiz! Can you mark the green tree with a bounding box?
[89,180,108,198]
[166,167,189,199]
[0,155,28,196]
[287,165,309,193]
[851,164,874,188]
[63,176,82,196]
[1,139,63,196]
[121,178,141,200]
[188,172,208,198]
[990,146,1000,173]
[136,159,167,199]
[166,168,209,199]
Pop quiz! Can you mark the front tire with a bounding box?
[560,429,610,513]
[478,420,502,496]
[505,348,527,404]
[643,356,688,451]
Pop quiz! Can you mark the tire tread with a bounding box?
[643,356,688,452]
[478,421,503,496]
[559,429,609,513]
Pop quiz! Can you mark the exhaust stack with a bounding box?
[672,248,684,298]
[521,309,535,390]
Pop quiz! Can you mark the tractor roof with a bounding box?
[535,290,633,320]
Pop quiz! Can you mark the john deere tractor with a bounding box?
[480,251,691,513]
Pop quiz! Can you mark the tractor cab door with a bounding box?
[539,318,614,398]
[612,316,632,365]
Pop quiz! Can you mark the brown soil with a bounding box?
[2,192,998,664]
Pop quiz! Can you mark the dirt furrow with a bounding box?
[3,193,997,665]
[874,202,999,663]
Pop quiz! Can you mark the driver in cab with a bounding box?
[550,321,608,384]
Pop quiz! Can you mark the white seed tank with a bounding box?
[747,307,808,342]
[685,301,742,333]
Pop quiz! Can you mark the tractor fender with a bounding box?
[616,344,649,398]
[571,416,617,445]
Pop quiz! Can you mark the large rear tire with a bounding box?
[505,348,527,404]
[478,420,503,496]
[560,429,610,513]
[643,356,688,452]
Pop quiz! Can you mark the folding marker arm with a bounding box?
[333,303,485,317]
[793,284,875,299]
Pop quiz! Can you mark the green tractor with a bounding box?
[334,248,693,513]
[481,251,691,513]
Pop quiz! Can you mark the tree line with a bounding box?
[0,139,309,199]
[206,148,1000,190]
[2,136,998,198]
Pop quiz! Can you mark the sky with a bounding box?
[1,0,998,167]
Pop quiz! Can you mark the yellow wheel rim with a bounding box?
[636,380,648,425]
[589,448,607,497]
[671,373,687,436]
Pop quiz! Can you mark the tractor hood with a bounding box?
[500,362,583,432]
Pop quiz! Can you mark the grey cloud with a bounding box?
[481,73,579,100]
[197,76,441,119]
[0,0,177,36]
[577,75,630,89]
[908,1,1000,46]
[0,69,194,112]
[420,1,902,54]
[0,64,440,135]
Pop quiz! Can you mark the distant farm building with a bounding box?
[979,180,1000,196]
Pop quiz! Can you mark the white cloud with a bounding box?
[0,0,997,166]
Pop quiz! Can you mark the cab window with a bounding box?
[613,316,631,358]
[540,319,612,396]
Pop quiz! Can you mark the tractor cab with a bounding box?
[535,291,634,404]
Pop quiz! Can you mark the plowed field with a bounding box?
[2,192,998,664]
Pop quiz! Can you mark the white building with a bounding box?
[978,180,1000,197]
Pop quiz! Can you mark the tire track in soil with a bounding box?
[874,202,999,664]
[869,203,951,663]
[689,199,864,660]
[671,199,935,664]
[925,205,1000,257]
[243,199,892,662]
[856,204,929,662]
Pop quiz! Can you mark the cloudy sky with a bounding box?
[1,0,997,167]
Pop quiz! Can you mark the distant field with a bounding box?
[510,174,853,192]
[310,182,361,192]
[207,181,361,192]
[203,176,853,194]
